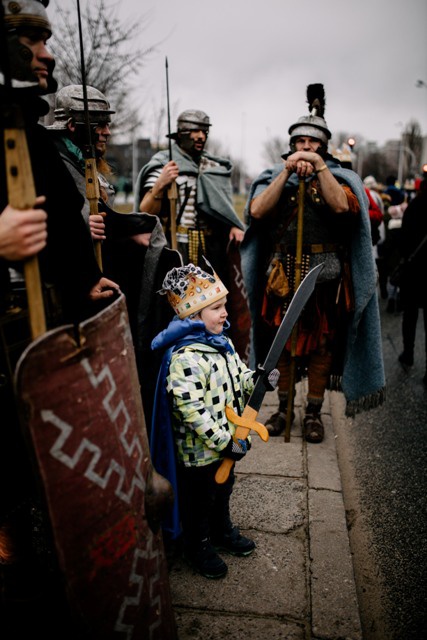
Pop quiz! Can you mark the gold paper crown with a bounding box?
[160,262,228,319]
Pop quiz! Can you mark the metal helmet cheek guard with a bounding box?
[48,84,115,130]
[1,0,56,92]
[288,84,331,146]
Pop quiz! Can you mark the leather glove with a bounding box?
[266,368,280,391]
[224,437,248,461]
[254,365,280,391]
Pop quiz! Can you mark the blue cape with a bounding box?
[149,317,233,539]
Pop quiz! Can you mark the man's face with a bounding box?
[294,136,322,153]
[178,129,208,157]
[18,28,53,91]
[68,119,112,158]
[94,122,111,157]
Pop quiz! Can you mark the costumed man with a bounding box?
[363,175,386,296]
[134,109,250,360]
[47,84,181,430]
[398,178,427,383]
[241,84,385,443]
[0,1,120,636]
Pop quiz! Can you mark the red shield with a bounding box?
[15,295,177,639]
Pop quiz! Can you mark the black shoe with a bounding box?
[398,352,414,369]
[386,298,396,313]
[183,540,228,579]
[212,527,256,557]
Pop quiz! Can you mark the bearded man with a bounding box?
[241,84,385,442]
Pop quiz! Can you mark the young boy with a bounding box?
[151,262,278,579]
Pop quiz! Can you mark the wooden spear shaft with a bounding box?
[165,57,178,250]
[284,179,305,442]
[168,182,178,250]
[77,0,103,269]
[5,127,46,339]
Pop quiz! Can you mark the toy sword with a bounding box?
[215,262,324,484]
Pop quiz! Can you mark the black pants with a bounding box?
[176,461,235,551]
[402,303,427,361]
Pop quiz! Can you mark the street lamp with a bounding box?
[346,137,363,175]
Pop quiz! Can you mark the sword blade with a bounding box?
[248,262,324,412]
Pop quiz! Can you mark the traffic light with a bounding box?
[347,137,356,149]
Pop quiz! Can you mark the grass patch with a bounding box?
[233,193,247,221]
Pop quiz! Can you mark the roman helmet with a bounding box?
[1,0,56,92]
[288,84,332,150]
[48,84,115,130]
[168,109,211,139]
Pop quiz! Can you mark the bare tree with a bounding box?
[403,119,423,175]
[262,136,287,165]
[49,0,157,136]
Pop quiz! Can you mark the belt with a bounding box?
[279,243,341,254]
[177,226,212,236]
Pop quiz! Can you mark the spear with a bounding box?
[284,178,305,442]
[76,0,102,268]
[165,56,177,250]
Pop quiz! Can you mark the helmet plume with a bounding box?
[306,84,326,119]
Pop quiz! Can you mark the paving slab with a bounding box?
[168,388,363,640]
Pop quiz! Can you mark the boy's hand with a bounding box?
[224,437,247,461]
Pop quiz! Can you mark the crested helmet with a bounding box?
[288,84,331,146]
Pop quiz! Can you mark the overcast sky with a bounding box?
[51,0,427,177]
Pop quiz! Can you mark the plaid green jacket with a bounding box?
[167,341,254,466]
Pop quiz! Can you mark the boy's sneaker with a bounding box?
[213,527,256,557]
[183,540,228,579]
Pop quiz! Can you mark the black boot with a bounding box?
[386,298,396,314]
[398,351,414,371]
[183,539,228,579]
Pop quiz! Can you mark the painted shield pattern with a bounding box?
[15,295,177,639]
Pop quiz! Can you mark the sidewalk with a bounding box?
[168,382,363,640]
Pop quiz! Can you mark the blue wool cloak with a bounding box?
[240,159,386,416]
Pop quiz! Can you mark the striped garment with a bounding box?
[144,156,221,242]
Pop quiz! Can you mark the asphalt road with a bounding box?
[335,297,427,640]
